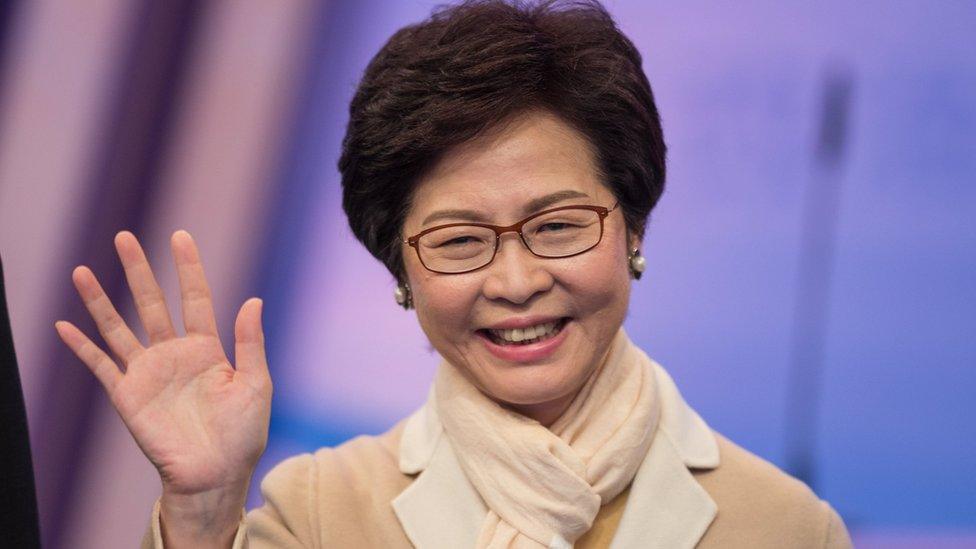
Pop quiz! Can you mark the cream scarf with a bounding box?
[434,329,660,549]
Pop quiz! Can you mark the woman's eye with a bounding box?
[441,236,479,247]
[539,222,572,232]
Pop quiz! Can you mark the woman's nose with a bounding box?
[481,233,554,304]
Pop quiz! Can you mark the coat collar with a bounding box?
[392,360,719,549]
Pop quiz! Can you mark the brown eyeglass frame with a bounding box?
[404,202,619,274]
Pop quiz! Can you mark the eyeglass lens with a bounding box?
[416,208,604,273]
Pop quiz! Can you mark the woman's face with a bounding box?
[401,110,636,424]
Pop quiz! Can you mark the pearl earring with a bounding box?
[628,249,646,280]
[394,283,412,309]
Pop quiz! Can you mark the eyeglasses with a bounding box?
[405,202,619,274]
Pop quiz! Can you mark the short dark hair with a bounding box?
[339,0,666,282]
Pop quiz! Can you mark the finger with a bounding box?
[171,230,220,337]
[234,298,268,378]
[114,231,178,344]
[72,265,144,364]
[55,320,123,395]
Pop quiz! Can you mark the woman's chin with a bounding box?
[481,368,582,409]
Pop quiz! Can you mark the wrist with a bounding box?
[159,484,248,546]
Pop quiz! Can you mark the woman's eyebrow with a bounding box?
[523,190,590,214]
[421,208,488,225]
[421,189,592,226]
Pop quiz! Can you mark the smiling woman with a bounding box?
[403,112,634,427]
[54,1,852,548]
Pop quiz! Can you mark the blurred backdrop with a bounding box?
[0,1,973,547]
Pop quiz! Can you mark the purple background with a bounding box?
[1,1,973,547]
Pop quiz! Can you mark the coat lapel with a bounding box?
[608,430,717,548]
[610,361,720,548]
[392,397,487,549]
[392,359,721,549]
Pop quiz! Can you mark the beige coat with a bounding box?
[143,364,852,548]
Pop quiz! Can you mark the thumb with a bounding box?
[234,297,268,377]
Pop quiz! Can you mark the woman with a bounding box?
[55,1,851,547]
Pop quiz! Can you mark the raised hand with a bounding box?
[55,230,271,541]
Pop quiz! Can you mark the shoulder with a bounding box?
[693,431,852,548]
[265,418,412,504]
[252,420,414,547]
[314,419,410,495]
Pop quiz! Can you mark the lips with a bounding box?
[483,318,569,345]
[476,317,572,363]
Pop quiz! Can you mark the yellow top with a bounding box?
[577,485,630,548]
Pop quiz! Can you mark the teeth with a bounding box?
[489,321,561,344]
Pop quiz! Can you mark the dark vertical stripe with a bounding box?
[32,1,210,547]
[0,255,41,547]
[785,67,854,489]
[0,0,22,138]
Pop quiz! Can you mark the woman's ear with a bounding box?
[626,232,646,280]
[394,277,413,310]
[392,259,413,309]
[626,231,642,255]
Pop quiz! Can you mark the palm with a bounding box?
[55,231,271,496]
[116,336,266,492]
